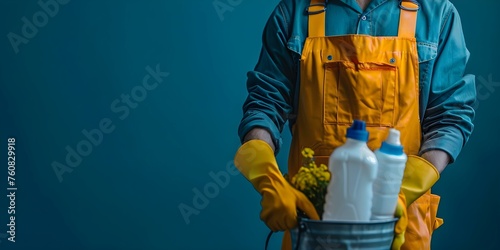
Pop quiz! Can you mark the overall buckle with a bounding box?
[399,0,419,11]
[305,3,327,15]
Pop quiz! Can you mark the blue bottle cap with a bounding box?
[379,129,404,155]
[379,142,404,155]
[346,120,369,142]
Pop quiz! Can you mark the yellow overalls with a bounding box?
[285,0,443,249]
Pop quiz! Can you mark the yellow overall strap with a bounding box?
[307,0,326,37]
[398,0,419,38]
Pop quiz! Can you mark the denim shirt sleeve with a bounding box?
[419,3,476,162]
[237,1,296,154]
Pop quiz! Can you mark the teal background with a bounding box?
[0,0,498,249]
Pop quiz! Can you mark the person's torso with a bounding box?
[281,0,454,122]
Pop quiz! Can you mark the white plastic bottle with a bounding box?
[323,120,378,222]
[371,129,408,220]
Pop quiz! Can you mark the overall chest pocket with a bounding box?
[417,42,438,85]
[323,60,397,126]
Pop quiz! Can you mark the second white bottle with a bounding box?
[371,129,408,220]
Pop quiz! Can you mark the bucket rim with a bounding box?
[298,217,399,226]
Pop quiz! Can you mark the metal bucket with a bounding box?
[291,218,398,250]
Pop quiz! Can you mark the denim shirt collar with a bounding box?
[339,0,395,14]
[287,0,400,55]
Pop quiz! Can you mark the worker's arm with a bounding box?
[419,3,476,164]
[234,1,320,232]
[243,128,276,152]
[421,150,450,174]
[238,0,296,153]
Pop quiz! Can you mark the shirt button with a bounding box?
[361,15,367,20]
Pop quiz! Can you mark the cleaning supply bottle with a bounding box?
[322,120,378,222]
[371,128,408,220]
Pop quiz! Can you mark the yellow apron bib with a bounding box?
[284,1,443,249]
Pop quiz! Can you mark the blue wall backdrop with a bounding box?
[0,0,498,249]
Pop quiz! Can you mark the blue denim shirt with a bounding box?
[238,0,476,162]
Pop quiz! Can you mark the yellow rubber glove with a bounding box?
[392,191,408,250]
[401,155,440,206]
[391,155,440,249]
[234,140,320,231]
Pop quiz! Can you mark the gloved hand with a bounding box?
[400,155,440,206]
[391,191,408,250]
[234,140,320,231]
[391,155,440,249]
